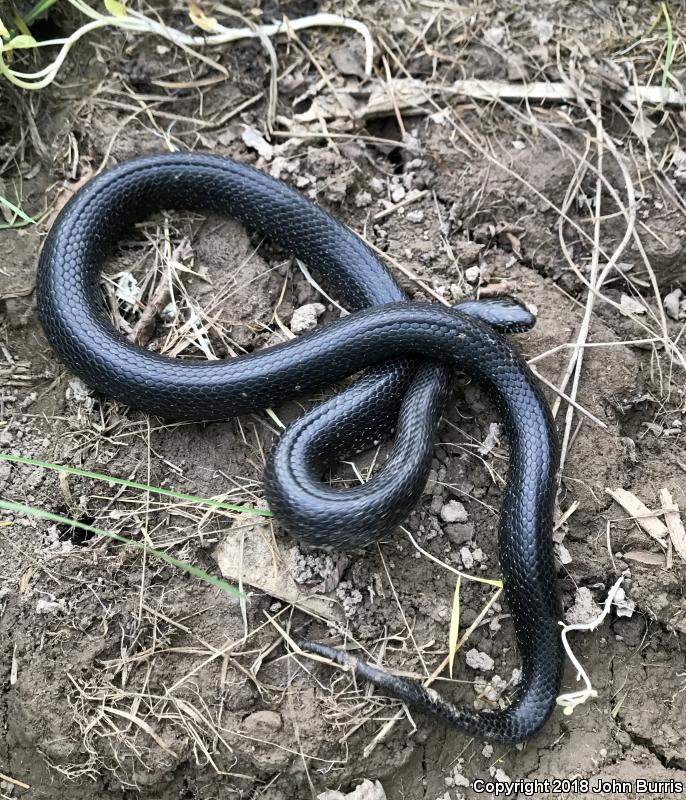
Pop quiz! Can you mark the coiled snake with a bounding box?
[37,153,562,743]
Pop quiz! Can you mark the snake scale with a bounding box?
[37,153,562,743]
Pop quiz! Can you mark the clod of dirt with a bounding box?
[445,522,475,546]
[318,779,386,800]
[35,597,67,615]
[288,545,336,585]
[465,648,495,672]
[335,580,363,618]
[474,674,508,709]
[444,761,469,788]
[566,586,602,624]
[290,302,326,334]
[460,547,474,569]
[242,710,283,735]
[440,499,469,524]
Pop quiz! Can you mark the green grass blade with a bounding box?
[0,194,36,226]
[23,0,61,26]
[0,454,271,517]
[0,499,246,600]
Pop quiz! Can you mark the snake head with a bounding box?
[452,296,536,334]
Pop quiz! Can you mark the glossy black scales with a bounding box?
[37,152,562,743]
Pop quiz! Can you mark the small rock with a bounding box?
[369,177,385,194]
[390,185,406,203]
[290,303,326,335]
[242,710,282,735]
[36,598,66,615]
[440,500,469,524]
[466,648,494,672]
[355,191,372,208]
[664,287,683,321]
[460,547,474,570]
[406,209,424,223]
[465,266,480,284]
[482,744,494,758]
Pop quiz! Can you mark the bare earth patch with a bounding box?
[0,2,685,798]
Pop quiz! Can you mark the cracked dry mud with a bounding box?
[1,1,686,799]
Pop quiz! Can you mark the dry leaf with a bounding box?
[213,524,345,624]
[104,0,127,17]
[659,488,686,563]
[606,488,668,543]
[188,2,219,33]
[623,550,666,566]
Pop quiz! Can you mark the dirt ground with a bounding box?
[1,1,686,798]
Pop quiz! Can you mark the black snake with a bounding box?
[37,153,562,743]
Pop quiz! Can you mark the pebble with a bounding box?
[440,499,469,524]
[465,266,480,284]
[242,710,283,735]
[663,287,683,321]
[465,648,495,672]
[369,177,385,194]
[460,547,474,569]
[406,209,424,223]
[290,303,326,334]
[390,185,406,203]
[354,191,372,208]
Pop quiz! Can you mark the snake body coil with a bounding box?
[37,153,562,743]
